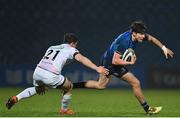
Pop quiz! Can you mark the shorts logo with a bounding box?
[113,73,119,76]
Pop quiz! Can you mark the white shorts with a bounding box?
[33,67,65,88]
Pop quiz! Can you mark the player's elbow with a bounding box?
[112,60,118,65]
[112,53,123,65]
[112,58,122,65]
[112,57,117,65]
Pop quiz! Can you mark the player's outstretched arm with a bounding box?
[74,53,109,75]
[147,34,174,59]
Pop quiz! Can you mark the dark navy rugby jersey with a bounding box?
[101,30,137,66]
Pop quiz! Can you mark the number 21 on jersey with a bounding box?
[43,49,60,61]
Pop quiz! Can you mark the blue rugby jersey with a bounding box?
[101,30,136,66]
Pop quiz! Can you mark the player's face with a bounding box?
[133,32,146,42]
[71,42,78,48]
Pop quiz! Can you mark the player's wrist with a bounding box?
[161,45,167,52]
[94,66,99,72]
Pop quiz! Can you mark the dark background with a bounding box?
[0,0,179,87]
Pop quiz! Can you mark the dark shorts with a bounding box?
[106,65,129,78]
[100,58,129,78]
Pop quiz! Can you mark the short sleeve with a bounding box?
[143,33,149,41]
[69,48,79,59]
[116,41,127,54]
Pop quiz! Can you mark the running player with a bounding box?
[73,21,174,114]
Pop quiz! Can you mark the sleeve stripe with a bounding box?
[115,51,122,55]
[73,52,79,59]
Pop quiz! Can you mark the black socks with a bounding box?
[73,82,86,88]
[141,101,149,112]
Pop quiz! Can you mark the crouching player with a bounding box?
[6,33,109,115]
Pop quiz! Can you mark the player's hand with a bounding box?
[128,54,137,65]
[96,66,109,75]
[162,46,174,59]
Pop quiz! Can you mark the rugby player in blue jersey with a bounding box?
[73,21,174,114]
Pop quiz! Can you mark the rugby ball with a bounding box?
[121,48,135,62]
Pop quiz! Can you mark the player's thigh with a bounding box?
[121,72,140,86]
[33,68,65,88]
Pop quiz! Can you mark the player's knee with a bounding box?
[59,77,73,92]
[65,77,73,90]
[96,84,106,90]
[133,79,140,88]
[97,86,106,90]
[69,82,73,90]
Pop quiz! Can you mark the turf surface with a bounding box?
[0,88,180,117]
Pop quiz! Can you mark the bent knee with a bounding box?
[96,84,106,90]
[59,77,73,91]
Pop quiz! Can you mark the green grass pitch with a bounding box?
[0,88,180,117]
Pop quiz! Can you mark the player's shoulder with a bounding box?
[49,44,69,49]
[114,30,131,44]
[48,44,61,49]
[48,44,79,52]
[116,30,131,40]
[120,30,131,38]
[61,44,79,53]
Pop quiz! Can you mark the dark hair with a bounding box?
[63,33,79,44]
[130,21,147,34]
